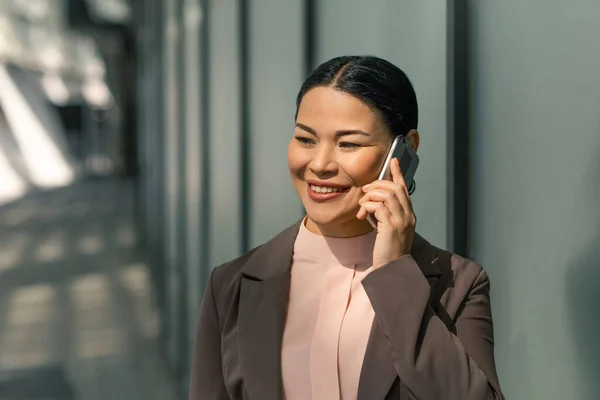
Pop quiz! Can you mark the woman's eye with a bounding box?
[295,137,315,145]
[339,142,360,149]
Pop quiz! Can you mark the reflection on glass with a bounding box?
[0,140,27,205]
[0,15,22,60]
[40,73,71,105]
[0,64,75,188]
[86,0,131,23]
[82,79,113,109]
[1,4,115,111]
[10,0,53,22]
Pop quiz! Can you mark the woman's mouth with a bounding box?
[306,183,350,201]
[309,185,348,193]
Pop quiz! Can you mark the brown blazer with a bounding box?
[189,220,505,400]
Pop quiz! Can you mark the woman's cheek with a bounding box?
[346,152,383,184]
[287,144,307,174]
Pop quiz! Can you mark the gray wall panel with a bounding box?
[470,1,600,398]
[163,0,183,371]
[182,0,204,380]
[248,0,305,248]
[208,0,243,267]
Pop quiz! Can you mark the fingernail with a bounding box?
[363,184,371,190]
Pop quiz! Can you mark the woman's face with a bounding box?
[288,86,394,236]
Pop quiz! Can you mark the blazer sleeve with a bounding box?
[361,255,505,400]
[189,268,230,400]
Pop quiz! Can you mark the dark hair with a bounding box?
[295,55,418,137]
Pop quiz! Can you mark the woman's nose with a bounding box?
[309,148,338,176]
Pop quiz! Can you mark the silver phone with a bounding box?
[366,135,419,229]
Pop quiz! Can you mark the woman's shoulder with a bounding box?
[416,235,489,291]
[410,237,492,318]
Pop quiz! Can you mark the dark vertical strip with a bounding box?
[304,0,316,76]
[447,0,470,257]
[153,0,168,343]
[175,0,188,380]
[200,0,211,289]
[301,0,315,217]
[239,0,251,252]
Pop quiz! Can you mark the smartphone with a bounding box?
[366,135,419,230]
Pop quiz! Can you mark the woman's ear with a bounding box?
[406,129,420,152]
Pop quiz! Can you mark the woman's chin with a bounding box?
[305,209,357,229]
[305,215,336,228]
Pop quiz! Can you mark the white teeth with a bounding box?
[310,185,345,194]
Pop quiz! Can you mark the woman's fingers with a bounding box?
[359,159,416,227]
[390,157,407,187]
[357,205,367,219]
[391,158,415,214]
[359,188,404,219]
[358,201,392,226]
[362,179,413,216]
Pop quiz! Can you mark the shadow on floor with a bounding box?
[0,178,180,400]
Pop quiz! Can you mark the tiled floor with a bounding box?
[0,179,180,400]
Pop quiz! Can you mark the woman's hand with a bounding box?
[357,158,416,269]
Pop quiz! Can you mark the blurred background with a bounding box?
[0,0,598,399]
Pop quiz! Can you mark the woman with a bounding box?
[189,55,504,400]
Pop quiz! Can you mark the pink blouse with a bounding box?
[281,219,377,400]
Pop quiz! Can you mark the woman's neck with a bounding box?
[304,216,374,238]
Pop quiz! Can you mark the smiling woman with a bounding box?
[290,85,396,237]
[290,86,389,235]
[189,56,505,400]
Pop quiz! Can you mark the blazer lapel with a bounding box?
[238,221,302,400]
[358,233,443,400]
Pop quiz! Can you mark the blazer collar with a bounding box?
[241,218,441,280]
[237,218,442,400]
